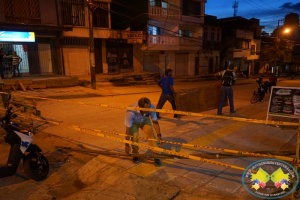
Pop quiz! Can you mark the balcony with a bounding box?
[149,6,180,20]
[148,35,202,51]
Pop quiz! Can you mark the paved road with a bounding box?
[0,77,299,199]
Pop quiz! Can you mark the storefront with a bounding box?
[106,39,133,74]
[0,31,34,76]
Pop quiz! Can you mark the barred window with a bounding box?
[93,2,109,28]
[61,0,85,26]
[2,0,41,24]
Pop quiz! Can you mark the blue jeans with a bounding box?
[218,86,234,114]
[12,64,20,77]
[156,93,176,117]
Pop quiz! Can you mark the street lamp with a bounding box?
[284,28,290,34]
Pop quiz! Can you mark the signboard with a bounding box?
[0,31,35,42]
[127,31,143,44]
[267,86,300,119]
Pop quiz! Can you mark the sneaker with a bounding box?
[174,114,178,118]
[154,158,161,166]
[132,157,139,163]
[230,111,236,114]
[217,113,223,115]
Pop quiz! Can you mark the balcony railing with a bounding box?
[149,35,202,47]
[149,35,178,45]
[149,6,180,20]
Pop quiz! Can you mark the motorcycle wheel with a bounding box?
[250,94,259,104]
[23,152,49,181]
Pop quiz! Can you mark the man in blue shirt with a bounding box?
[124,97,162,166]
[156,69,177,118]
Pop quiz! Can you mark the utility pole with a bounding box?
[87,0,96,89]
[233,1,239,17]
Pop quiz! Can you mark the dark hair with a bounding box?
[165,69,173,75]
[228,64,234,70]
[138,97,151,108]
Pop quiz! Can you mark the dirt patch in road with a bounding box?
[0,129,97,199]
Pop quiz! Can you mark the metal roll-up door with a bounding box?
[143,53,159,73]
[63,46,90,75]
[175,53,189,76]
[38,44,53,74]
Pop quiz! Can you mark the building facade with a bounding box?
[218,17,263,77]
[199,15,222,75]
[0,0,72,75]
[111,0,206,77]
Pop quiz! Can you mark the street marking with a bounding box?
[127,121,250,177]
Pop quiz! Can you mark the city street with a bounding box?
[0,77,299,200]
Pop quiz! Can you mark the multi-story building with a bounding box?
[0,0,72,75]
[218,16,263,76]
[271,13,300,75]
[199,15,222,75]
[111,0,206,77]
[0,0,141,76]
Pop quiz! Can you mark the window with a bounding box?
[251,45,255,55]
[93,2,109,28]
[148,26,161,35]
[179,30,192,37]
[182,0,201,18]
[243,41,249,49]
[211,32,215,41]
[3,0,41,24]
[61,0,85,26]
[150,0,161,6]
[162,1,168,8]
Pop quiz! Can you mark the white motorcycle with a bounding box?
[0,93,49,180]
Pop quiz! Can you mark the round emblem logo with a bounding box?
[242,159,299,199]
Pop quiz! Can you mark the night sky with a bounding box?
[205,0,300,33]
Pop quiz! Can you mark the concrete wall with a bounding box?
[199,50,220,74]
[63,46,90,75]
[40,0,58,25]
[133,44,143,72]
[0,0,5,22]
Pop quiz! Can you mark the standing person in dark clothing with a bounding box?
[12,51,22,77]
[156,69,177,118]
[269,73,277,93]
[215,64,237,115]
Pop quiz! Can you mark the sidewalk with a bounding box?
[0,78,298,199]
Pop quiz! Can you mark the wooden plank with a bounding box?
[17,80,32,85]
[3,80,16,86]
[19,83,26,91]
[27,85,33,91]
[11,85,16,91]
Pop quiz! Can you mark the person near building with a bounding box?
[12,51,22,77]
[156,69,177,118]
[215,64,237,115]
[269,73,277,92]
[124,97,162,166]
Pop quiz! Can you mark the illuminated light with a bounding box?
[284,28,290,34]
[0,31,35,42]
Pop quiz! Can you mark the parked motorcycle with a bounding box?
[250,77,267,104]
[0,93,49,180]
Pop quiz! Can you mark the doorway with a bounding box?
[195,57,199,75]
[38,44,53,74]
[209,58,213,74]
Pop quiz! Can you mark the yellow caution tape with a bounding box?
[2,106,294,167]
[9,111,247,171]
[1,92,298,126]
